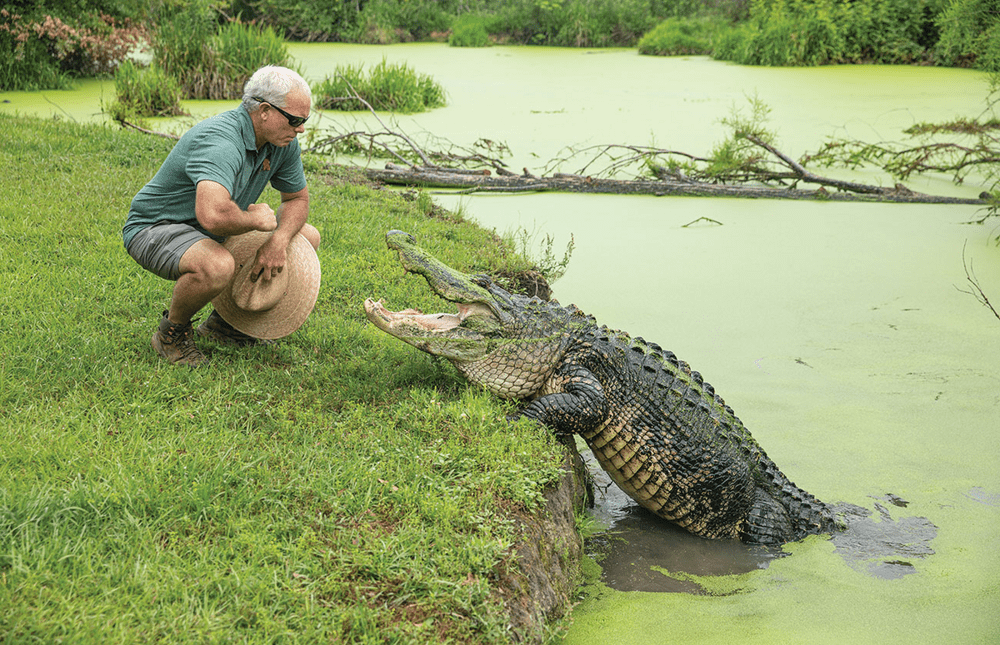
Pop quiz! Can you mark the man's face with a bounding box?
[258,90,310,147]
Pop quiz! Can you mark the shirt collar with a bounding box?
[238,106,262,152]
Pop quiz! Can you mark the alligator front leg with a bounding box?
[514,363,610,436]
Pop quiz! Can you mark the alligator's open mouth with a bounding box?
[364,298,477,333]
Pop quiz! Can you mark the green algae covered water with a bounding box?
[5,44,995,644]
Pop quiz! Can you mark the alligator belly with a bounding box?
[583,420,749,540]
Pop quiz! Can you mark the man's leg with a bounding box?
[168,238,235,325]
[152,239,234,366]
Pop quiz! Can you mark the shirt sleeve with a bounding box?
[184,127,244,196]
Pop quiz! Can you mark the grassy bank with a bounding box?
[0,115,571,643]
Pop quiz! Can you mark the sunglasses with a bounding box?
[253,96,309,128]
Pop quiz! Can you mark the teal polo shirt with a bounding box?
[123,106,307,249]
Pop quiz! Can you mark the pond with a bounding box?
[4,44,996,644]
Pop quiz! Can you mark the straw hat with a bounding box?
[212,231,321,340]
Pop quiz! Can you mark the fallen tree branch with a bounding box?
[117,119,180,140]
[364,163,987,204]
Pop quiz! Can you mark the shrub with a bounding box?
[449,14,491,47]
[314,60,447,113]
[712,0,938,66]
[236,0,362,42]
[936,0,1000,72]
[352,0,451,43]
[638,16,728,56]
[107,59,185,121]
[0,9,146,90]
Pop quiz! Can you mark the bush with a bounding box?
[712,0,938,66]
[313,59,447,113]
[638,16,728,56]
[107,59,185,121]
[449,14,492,47]
[936,0,1000,72]
[352,0,452,43]
[0,9,146,90]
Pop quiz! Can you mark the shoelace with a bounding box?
[169,325,203,360]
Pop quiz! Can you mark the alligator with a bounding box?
[364,231,837,544]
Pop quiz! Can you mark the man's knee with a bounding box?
[180,240,235,288]
[301,223,320,250]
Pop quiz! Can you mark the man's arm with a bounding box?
[195,180,277,237]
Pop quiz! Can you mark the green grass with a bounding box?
[0,114,567,643]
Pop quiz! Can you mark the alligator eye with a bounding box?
[472,274,493,288]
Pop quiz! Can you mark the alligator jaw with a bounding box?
[364,298,476,333]
[385,230,494,305]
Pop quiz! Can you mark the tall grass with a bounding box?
[154,7,294,100]
[107,60,185,121]
[0,114,570,644]
[313,60,447,113]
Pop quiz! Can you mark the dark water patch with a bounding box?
[582,448,780,594]
[830,495,937,580]
[586,505,779,593]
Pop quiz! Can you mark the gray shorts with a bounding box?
[126,222,220,281]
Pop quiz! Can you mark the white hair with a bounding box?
[242,66,312,112]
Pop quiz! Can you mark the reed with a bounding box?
[154,7,294,100]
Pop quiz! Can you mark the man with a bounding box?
[123,65,321,366]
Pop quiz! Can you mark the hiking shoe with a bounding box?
[196,309,272,346]
[151,312,206,367]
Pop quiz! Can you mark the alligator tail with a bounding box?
[741,447,837,544]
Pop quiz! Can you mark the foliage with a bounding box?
[313,60,447,113]
[153,7,294,100]
[353,0,452,43]
[483,0,662,46]
[638,15,729,56]
[702,95,780,178]
[713,0,939,66]
[0,9,147,91]
[106,59,185,122]
[4,0,148,21]
[935,0,1000,72]
[449,13,492,47]
[0,113,569,644]
[232,0,363,42]
[510,228,576,285]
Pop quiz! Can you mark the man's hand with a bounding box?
[247,203,277,232]
[250,235,287,282]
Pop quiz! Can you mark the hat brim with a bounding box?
[212,231,321,340]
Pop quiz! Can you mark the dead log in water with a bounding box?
[363,163,986,205]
